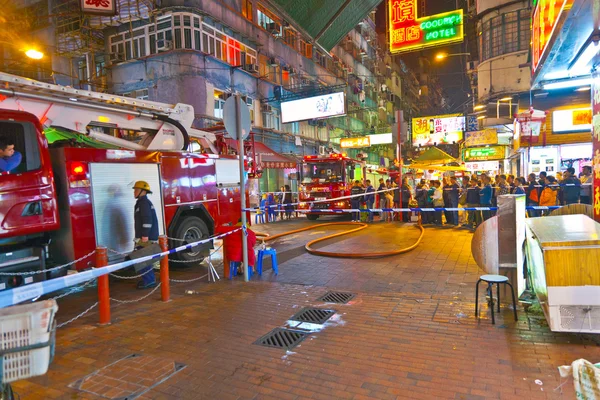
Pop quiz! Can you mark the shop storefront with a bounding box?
[529,0,598,221]
[462,145,507,176]
[521,143,593,177]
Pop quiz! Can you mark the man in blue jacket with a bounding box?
[480,174,493,222]
[132,180,159,289]
[364,180,375,222]
[0,136,22,173]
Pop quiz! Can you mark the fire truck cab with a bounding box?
[298,153,365,220]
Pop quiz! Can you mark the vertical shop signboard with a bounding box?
[592,71,600,222]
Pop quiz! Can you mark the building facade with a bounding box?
[3,0,424,196]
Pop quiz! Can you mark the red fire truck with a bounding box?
[0,73,244,289]
[298,153,365,220]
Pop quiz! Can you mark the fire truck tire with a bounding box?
[170,216,210,264]
[306,214,319,221]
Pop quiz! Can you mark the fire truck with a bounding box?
[298,153,365,220]
[0,72,244,289]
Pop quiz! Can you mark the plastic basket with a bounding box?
[0,300,58,384]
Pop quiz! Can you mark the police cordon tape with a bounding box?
[0,228,242,309]
[245,206,564,213]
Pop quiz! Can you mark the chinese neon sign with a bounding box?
[340,137,370,148]
[388,0,464,54]
[80,0,117,15]
[531,0,572,73]
[463,146,505,162]
[411,114,465,147]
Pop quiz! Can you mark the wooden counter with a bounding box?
[525,215,600,333]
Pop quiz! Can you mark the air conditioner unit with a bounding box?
[318,145,326,155]
[109,53,124,63]
[266,22,281,35]
[262,104,273,113]
[157,39,172,52]
[244,64,259,73]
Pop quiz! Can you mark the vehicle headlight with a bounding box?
[299,202,307,207]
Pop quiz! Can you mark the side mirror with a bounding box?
[349,169,355,180]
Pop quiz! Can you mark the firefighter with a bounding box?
[132,180,158,289]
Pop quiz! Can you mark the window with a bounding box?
[262,108,280,130]
[283,27,297,48]
[283,122,299,135]
[214,90,228,119]
[0,121,41,174]
[479,9,530,62]
[107,12,257,66]
[242,0,253,21]
[257,5,279,33]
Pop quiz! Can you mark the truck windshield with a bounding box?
[0,121,41,175]
[302,162,344,183]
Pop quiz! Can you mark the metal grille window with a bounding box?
[478,9,530,62]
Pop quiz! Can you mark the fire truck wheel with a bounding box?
[171,216,210,264]
[306,214,319,221]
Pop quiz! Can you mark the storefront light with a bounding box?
[473,105,485,110]
[568,38,600,75]
[543,77,593,90]
[576,86,591,91]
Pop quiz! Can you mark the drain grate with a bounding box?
[255,328,307,350]
[290,307,336,324]
[317,291,355,304]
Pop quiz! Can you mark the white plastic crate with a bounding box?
[0,300,58,383]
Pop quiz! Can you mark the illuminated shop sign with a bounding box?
[340,137,370,148]
[411,114,465,147]
[552,108,592,133]
[281,92,346,123]
[531,0,572,73]
[388,0,464,54]
[463,146,505,162]
[465,161,500,171]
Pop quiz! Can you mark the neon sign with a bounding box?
[388,0,464,54]
[531,0,572,73]
[340,137,370,148]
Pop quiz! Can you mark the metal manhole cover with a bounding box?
[317,291,355,304]
[290,307,336,324]
[255,328,307,350]
[69,354,186,400]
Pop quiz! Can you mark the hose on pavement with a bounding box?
[256,221,425,259]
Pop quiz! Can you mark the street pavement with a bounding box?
[15,217,600,399]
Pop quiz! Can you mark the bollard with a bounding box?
[159,236,170,302]
[96,247,110,325]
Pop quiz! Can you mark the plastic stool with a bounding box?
[475,274,518,324]
[255,212,265,224]
[229,261,253,279]
[256,248,278,275]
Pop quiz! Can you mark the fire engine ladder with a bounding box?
[0,72,191,151]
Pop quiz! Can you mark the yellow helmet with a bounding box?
[132,180,152,193]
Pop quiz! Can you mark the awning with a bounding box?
[411,147,458,167]
[268,0,383,52]
[409,164,466,172]
[225,139,297,169]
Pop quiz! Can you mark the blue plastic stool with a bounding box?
[256,248,278,275]
[255,212,265,224]
[229,261,253,279]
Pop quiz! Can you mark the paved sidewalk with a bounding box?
[15,218,600,399]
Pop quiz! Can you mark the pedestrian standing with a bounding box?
[507,175,516,194]
[432,181,444,225]
[447,176,460,226]
[283,185,293,220]
[393,178,401,221]
[580,166,592,205]
[364,180,375,222]
[562,167,582,205]
[377,178,386,219]
[526,173,541,217]
[415,180,428,224]
[480,174,493,222]
[131,180,158,290]
[400,177,411,222]
[465,178,481,229]
[540,175,558,215]
[350,180,363,222]
[514,177,526,195]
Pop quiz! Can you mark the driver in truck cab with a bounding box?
[0,135,22,173]
[132,180,159,289]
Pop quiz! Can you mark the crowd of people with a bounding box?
[257,185,295,222]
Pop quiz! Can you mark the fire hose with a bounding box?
[255,221,425,259]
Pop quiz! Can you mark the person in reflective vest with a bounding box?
[132,180,159,289]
